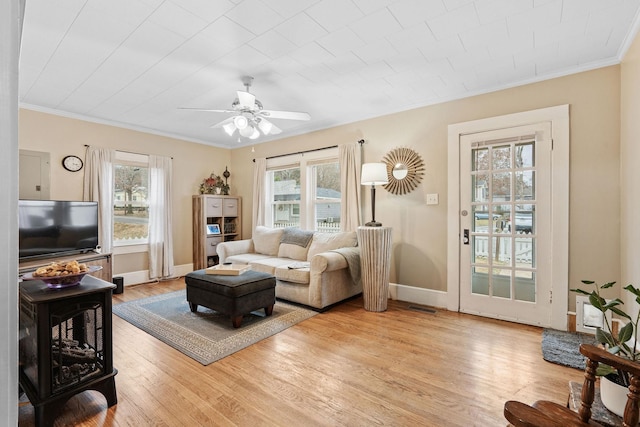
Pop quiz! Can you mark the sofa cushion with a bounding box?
[249,257,294,275]
[275,263,310,285]
[253,226,284,256]
[225,253,272,265]
[307,231,358,260]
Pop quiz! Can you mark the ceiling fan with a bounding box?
[181,76,310,140]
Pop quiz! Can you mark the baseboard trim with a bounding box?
[389,283,448,309]
[117,263,193,287]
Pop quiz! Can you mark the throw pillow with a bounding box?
[278,242,310,261]
[252,226,284,256]
[307,231,358,260]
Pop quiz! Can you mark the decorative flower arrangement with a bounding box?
[199,172,230,195]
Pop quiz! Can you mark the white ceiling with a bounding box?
[19,0,640,149]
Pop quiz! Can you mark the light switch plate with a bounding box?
[426,193,439,205]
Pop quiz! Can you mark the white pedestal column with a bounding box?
[357,226,392,312]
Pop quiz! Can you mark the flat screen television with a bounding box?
[19,200,99,260]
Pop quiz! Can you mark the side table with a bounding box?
[357,226,392,312]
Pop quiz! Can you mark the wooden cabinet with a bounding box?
[19,251,113,283]
[192,195,242,270]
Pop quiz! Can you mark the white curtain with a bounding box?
[339,143,362,231]
[252,158,267,230]
[83,147,114,254]
[148,155,175,280]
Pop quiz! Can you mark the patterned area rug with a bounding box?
[113,290,317,365]
[541,328,598,370]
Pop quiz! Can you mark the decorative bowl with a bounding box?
[21,265,103,289]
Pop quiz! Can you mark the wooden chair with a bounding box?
[504,344,640,427]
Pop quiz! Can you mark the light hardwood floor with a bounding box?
[19,278,581,426]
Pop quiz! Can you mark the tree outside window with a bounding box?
[114,163,149,244]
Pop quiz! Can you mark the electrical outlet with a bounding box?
[426,193,439,205]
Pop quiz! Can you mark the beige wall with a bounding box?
[18,109,231,273]
[19,64,623,300]
[620,34,640,307]
[231,66,621,297]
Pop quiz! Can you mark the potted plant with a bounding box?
[571,280,640,416]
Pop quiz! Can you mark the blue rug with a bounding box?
[541,329,598,370]
[113,290,317,365]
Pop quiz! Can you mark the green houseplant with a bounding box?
[572,280,640,383]
[572,280,640,417]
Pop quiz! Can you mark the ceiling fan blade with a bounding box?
[236,91,255,109]
[179,107,235,113]
[260,110,310,121]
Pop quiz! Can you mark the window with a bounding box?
[266,148,341,232]
[113,151,149,246]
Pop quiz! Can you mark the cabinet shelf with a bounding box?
[192,195,242,270]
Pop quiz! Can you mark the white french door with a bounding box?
[459,122,552,326]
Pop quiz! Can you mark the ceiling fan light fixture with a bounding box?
[233,115,248,130]
[258,119,272,135]
[222,122,236,136]
[239,125,255,138]
[249,127,260,139]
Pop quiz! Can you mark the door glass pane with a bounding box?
[472,235,489,265]
[473,148,489,171]
[471,267,489,295]
[515,171,534,200]
[492,145,511,170]
[492,236,512,267]
[492,269,511,298]
[515,272,536,302]
[494,204,511,234]
[492,172,511,201]
[515,205,534,234]
[472,205,489,232]
[472,173,489,202]
[515,143,534,168]
[515,237,534,268]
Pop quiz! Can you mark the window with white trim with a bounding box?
[265,148,341,232]
[113,151,149,246]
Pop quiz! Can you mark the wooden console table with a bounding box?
[19,251,112,283]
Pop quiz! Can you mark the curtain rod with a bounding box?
[84,144,173,159]
[252,140,364,162]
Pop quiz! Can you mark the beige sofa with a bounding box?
[216,226,361,310]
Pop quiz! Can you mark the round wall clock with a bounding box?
[62,155,83,172]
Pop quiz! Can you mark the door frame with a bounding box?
[447,105,570,330]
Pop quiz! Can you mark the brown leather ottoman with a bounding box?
[185,269,276,328]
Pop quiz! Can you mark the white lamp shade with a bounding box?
[222,122,236,136]
[249,126,260,139]
[239,124,255,137]
[258,119,272,134]
[361,163,389,185]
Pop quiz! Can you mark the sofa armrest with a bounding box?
[310,251,348,273]
[216,239,254,263]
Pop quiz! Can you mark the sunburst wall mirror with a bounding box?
[382,147,425,195]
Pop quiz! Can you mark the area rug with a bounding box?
[541,328,598,370]
[113,290,317,365]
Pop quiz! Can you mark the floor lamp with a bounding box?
[361,162,389,226]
